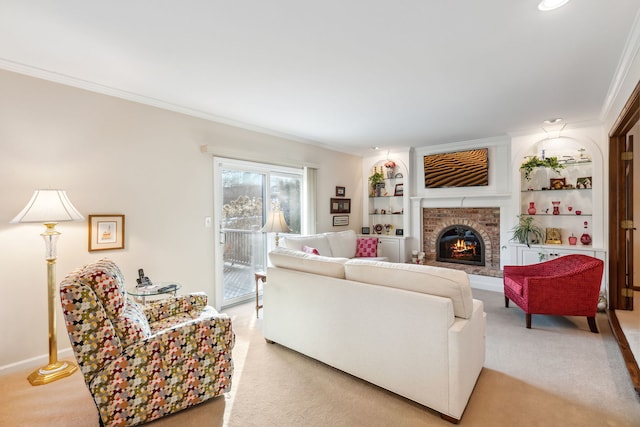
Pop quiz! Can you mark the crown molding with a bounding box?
[0,58,345,152]
[600,8,640,122]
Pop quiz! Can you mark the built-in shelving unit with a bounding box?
[520,158,594,243]
[362,153,411,262]
[514,138,606,282]
[368,163,406,236]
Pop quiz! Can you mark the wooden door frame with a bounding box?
[609,80,640,309]
[608,80,640,395]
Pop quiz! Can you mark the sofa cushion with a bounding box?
[344,259,474,319]
[269,247,348,278]
[283,234,333,256]
[356,237,378,257]
[325,230,357,258]
[302,245,320,255]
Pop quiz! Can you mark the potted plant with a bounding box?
[520,156,565,181]
[369,170,385,186]
[510,215,544,247]
[369,170,385,196]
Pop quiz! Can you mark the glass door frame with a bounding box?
[213,157,304,309]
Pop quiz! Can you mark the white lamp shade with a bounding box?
[260,211,291,233]
[10,189,84,223]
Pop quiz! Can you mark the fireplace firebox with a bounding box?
[436,225,485,266]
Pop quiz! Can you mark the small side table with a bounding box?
[128,282,181,305]
[255,272,266,318]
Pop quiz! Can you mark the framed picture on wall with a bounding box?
[330,198,351,214]
[335,186,346,197]
[88,214,125,251]
[333,215,349,226]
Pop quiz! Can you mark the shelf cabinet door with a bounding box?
[378,237,400,262]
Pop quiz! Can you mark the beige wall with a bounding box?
[0,69,363,370]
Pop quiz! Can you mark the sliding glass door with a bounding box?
[213,158,302,308]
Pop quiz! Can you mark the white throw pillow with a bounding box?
[269,247,348,278]
[344,259,474,319]
[283,234,333,256]
[324,230,357,259]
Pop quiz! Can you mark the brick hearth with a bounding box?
[422,207,502,278]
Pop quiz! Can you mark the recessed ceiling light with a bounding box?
[370,147,380,151]
[538,0,570,11]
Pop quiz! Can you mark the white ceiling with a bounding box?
[1,1,639,154]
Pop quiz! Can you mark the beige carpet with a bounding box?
[1,289,639,426]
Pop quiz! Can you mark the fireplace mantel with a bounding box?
[410,193,511,204]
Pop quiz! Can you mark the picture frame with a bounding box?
[395,228,404,236]
[424,148,489,188]
[88,214,125,252]
[330,198,351,214]
[361,226,371,235]
[545,227,562,244]
[394,183,404,196]
[549,178,566,190]
[335,186,346,197]
[333,215,349,226]
[576,176,592,189]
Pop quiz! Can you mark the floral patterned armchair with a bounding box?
[59,258,234,427]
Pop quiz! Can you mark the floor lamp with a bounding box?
[260,209,290,247]
[11,189,84,386]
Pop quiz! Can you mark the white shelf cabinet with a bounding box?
[378,236,400,262]
[362,150,413,262]
[358,234,409,263]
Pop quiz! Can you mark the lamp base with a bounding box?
[27,360,78,386]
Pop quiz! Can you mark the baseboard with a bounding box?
[0,348,75,376]
[469,274,502,293]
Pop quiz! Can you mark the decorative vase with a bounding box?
[527,202,536,215]
[552,201,560,215]
[568,235,577,245]
[581,221,592,245]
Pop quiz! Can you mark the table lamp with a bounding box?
[260,209,290,247]
[11,189,84,385]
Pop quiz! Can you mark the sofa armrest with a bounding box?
[142,292,208,323]
[88,312,234,426]
[447,299,485,420]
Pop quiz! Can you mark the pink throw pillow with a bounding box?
[356,237,378,257]
[302,245,320,255]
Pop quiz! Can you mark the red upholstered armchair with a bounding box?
[503,254,604,332]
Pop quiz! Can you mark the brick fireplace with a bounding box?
[422,207,502,278]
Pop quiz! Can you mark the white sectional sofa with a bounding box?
[282,229,388,260]
[263,247,486,423]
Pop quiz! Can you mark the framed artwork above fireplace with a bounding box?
[423,148,489,188]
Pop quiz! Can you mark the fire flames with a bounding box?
[450,239,477,258]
